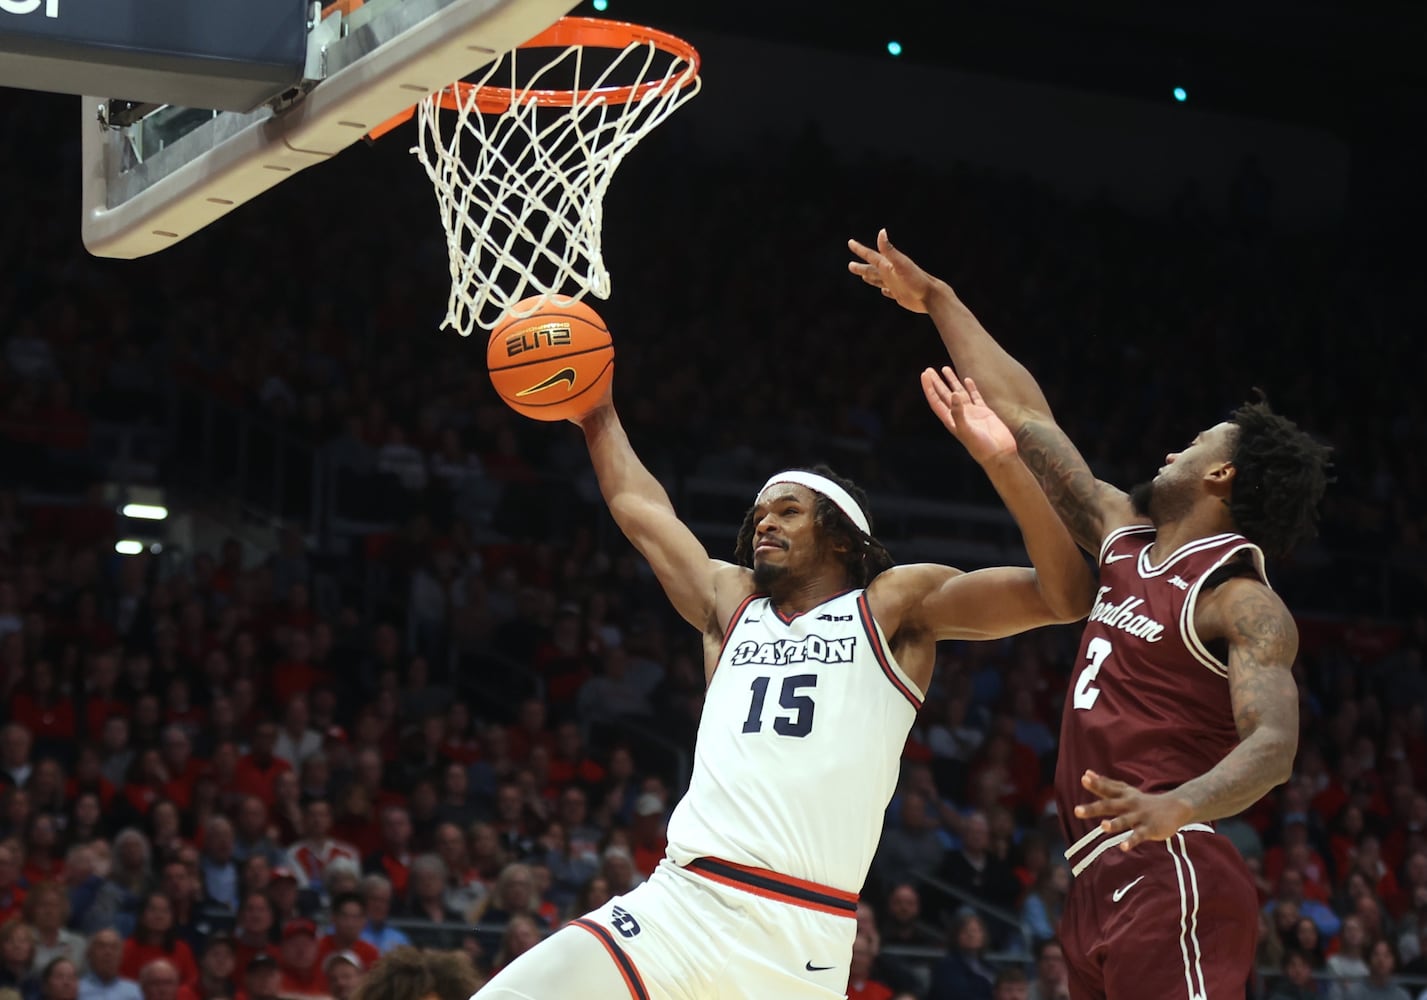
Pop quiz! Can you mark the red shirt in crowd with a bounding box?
[289,839,362,889]
[65,776,116,810]
[365,851,410,896]
[846,978,893,1000]
[8,694,76,741]
[121,782,164,818]
[234,753,292,806]
[166,705,209,735]
[0,884,25,925]
[120,938,199,985]
[314,936,380,971]
[1264,845,1331,898]
[505,725,556,765]
[21,855,63,886]
[440,737,483,766]
[271,661,333,709]
[632,838,667,880]
[547,755,606,788]
[85,697,131,734]
[162,758,209,811]
[331,819,380,859]
[278,966,327,998]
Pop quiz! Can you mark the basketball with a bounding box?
[486,297,615,422]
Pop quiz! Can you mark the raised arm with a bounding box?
[1074,577,1299,847]
[871,368,1094,649]
[849,229,1137,552]
[578,403,747,632]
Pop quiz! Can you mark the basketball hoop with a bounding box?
[378,17,701,336]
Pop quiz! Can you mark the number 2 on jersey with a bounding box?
[1073,637,1112,711]
[741,674,817,737]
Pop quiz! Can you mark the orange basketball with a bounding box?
[486,297,614,422]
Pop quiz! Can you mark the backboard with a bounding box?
[71,0,579,259]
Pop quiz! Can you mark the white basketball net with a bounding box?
[414,35,701,336]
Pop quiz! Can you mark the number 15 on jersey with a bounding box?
[742,674,817,737]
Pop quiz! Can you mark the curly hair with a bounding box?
[733,465,895,588]
[1227,398,1333,559]
[351,947,484,1000]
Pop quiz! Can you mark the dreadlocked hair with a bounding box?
[733,464,896,588]
[1227,397,1333,559]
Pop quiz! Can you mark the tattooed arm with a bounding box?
[1170,578,1300,818]
[1074,577,1299,848]
[849,230,1137,552]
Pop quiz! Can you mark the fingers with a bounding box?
[1071,794,1146,840]
[926,368,963,412]
[1121,828,1151,851]
[920,368,953,408]
[963,376,986,407]
[847,237,877,263]
[937,366,974,428]
[939,365,966,395]
[848,237,895,286]
[1099,816,1136,836]
[919,369,957,432]
[847,260,880,284]
[1073,799,1123,820]
[848,239,889,271]
[1081,770,1127,798]
[1072,799,1144,843]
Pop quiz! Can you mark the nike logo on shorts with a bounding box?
[805,962,835,972]
[1112,875,1146,902]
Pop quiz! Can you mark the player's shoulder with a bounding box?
[1193,573,1295,644]
[867,562,964,596]
[711,560,753,588]
[863,563,962,629]
[1198,572,1286,611]
[709,561,756,632]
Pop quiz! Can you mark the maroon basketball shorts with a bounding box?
[1059,827,1257,1000]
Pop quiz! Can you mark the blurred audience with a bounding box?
[0,79,1424,1000]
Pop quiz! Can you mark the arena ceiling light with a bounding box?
[122,502,169,520]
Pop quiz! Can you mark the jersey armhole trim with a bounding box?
[1181,542,1268,678]
[1098,523,1155,565]
[855,593,923,710]
[715,593,764,668]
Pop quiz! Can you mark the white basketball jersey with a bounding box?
[664,589,924,894]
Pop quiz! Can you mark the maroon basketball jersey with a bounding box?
[1055,525,1268,863]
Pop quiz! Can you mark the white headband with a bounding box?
[757,471,871,536]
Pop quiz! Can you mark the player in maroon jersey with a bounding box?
[852,230,1331,1000]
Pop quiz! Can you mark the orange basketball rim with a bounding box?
[368,16,702,140]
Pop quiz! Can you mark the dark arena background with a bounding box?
[1,1,1424,997]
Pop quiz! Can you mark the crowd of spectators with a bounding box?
[1,70,1426,1000]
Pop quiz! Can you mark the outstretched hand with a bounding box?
[1073,770,1195,851]
[848,228,941,314]
[921,366,1017,464]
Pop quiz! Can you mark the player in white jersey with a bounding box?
[476,370,1095,1000]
